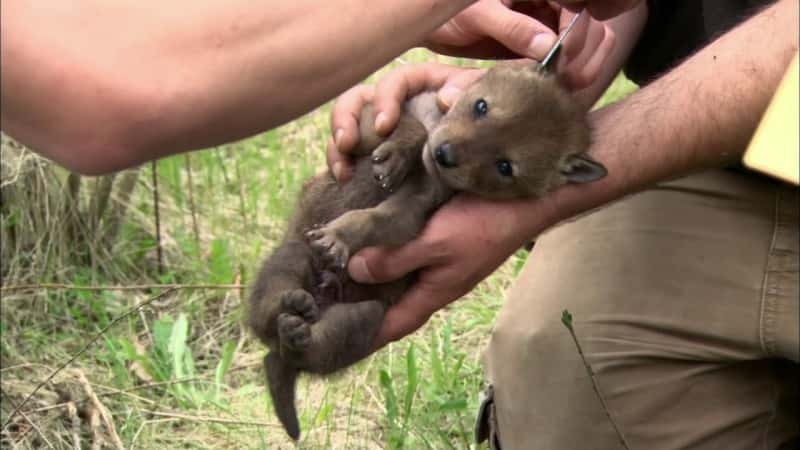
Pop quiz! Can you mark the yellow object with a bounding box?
[743,54,799,185]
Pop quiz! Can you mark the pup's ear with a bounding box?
[561,155,607,184]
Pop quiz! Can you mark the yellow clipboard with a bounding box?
[742,54,799,185]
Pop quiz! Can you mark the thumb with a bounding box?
[479,1,557,60]
[347,239,435,284]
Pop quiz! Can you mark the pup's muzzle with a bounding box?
[434,142,459,168]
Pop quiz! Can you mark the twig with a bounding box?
[141,410,281,428]
[128,418,178,450]
[561,310,630,450]
[184,154,200,245]
[233,156,249,228]
[150,161,164,276]
[2,288,177,430]
[76,370,124,450]
[0,363,54,373]
[27,377,202,415]
[1,283,245,292]
[64,172,82,245]
[94,378,203,401]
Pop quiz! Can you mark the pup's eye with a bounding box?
[473,98,488,118]
[496,159,513,177]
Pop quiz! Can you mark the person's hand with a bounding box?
[551,7,616,90]
[327,63,486,182]
[555,0,641,20]
[424,0,561,60]
[344,194,549,348]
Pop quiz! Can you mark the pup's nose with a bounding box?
[434,142,458,168]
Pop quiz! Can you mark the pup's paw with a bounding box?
[278,313,311,351]
[372,142,412,192]
[280,289,318,323]
[306,227,349,270]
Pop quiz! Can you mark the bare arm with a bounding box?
[0,0,476,174]
[538,0,798,226]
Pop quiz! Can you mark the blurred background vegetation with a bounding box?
[0,50,636,449]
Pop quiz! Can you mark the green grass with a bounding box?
[0,50,636,449]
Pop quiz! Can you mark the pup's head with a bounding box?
[426,64,606,200]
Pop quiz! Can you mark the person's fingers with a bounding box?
[572,23,615,89]
[436,68,487,110]
[474,1,558,60]
[557,12,605,89]
[558,7,591,62]
[372,282,440,349]
[372,64,466,135]
[328,85,373,181]
[425,40,523,60]
[348,237,445,284]
[325,137,353,182]
[330,84,374,155]
[556,0,640,20]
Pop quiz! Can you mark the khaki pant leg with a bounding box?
[483,170,799,450]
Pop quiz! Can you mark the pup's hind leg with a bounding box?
[307,176,448,269]
[248,240,314,346]
[279,300,386,374]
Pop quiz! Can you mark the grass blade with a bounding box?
[214,341,236,398]
[403,344,418,423]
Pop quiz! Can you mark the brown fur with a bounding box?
[247,64,606,440]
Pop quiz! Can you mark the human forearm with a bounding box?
[1,0,474,174]
[518,0,798,230]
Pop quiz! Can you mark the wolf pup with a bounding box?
[248,63,607,439]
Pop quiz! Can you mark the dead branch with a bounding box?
[141,410,281,428]
[184,154,200,245]
[150,161,164,276]
[1,283,245,292]
[28,377,201,415]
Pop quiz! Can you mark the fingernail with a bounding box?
[332,162,343,181]
[438,85,462,109]
[349,256,375,283]
[529,33,556,60]
[334,129,344,148]
[374,112,387,134]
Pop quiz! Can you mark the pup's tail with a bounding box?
[265,351,300,440]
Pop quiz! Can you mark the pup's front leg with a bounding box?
[306,176,446,269]
[248,240,314,346]
[371,112,427,192]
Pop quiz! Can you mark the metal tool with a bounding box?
[538,10,584,72]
